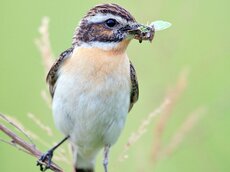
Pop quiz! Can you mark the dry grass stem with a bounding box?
[41,90,52,108]
[119,98,170,161]
[0,113,48,150]
[152,71,188,162]
[0,138,33,155]
[0,113,35,145]
[163,108,206,156]
[35,16,54,74]
[0,112,68,169]
[2,116,53,151]
[27,113,53,136]
[0,113,63,172]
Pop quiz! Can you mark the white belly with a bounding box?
[52,58,130,152]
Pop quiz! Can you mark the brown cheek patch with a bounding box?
[91,24,115,41]
[79,23,120,43]
[100,27,114,37]
[92,24,112,35]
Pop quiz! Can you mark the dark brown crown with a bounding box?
[85,3,136,22]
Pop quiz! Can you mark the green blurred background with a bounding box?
[0,0,229,171]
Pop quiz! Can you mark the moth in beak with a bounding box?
[128,23,154,43]
[128,20,172,43]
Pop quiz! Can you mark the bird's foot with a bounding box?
[103,145,110,172]
[36,136,69,171]
[103,159,108,172]
[37,149,54,171]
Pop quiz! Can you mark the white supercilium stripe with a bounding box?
[85,13,128,24]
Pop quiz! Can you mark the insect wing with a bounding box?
[150,20,172,31]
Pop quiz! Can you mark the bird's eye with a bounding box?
[105,19,118,28]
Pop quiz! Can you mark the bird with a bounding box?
[37,3,154,172]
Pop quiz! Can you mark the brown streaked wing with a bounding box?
[46,47,74,97]
[129,61,139,112]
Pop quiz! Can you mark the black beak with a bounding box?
[128,23,155,43]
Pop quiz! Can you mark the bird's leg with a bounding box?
[37,135,70,171]
[103,144,111,172]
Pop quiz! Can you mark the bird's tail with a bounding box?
[74,168,94,172]
[73,147,97,172]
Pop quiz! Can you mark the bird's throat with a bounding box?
[62,45,130,79]
[77,39,131,55]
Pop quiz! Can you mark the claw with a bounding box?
[37,149,54,171]
[36,136,69,171]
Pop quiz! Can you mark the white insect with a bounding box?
[150,20,172,31]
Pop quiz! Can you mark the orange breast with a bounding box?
[61,45,130,84]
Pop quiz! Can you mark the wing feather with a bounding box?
[129,61,139,112]
[46,47,74,97]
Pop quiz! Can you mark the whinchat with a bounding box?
[37,3,157,172]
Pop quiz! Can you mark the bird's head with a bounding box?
[73,3,154,52]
